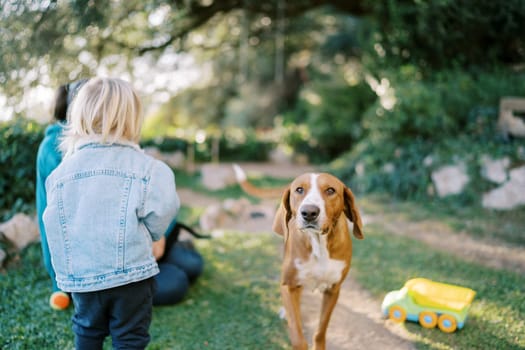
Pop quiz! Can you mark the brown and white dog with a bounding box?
[272,173,364,350]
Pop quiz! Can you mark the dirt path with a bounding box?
[300,277,417,350]
[179,162,524,350]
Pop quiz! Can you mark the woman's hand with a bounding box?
[152,236,166,261]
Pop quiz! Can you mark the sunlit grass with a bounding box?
[351,226,525,350]
[1,170,524,350]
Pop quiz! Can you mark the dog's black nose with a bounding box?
[300,204,320,222]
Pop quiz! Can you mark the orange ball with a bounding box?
[49,291,70,310]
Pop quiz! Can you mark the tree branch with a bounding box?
[136,0,369,54]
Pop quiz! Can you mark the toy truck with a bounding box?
[381,278,476,333]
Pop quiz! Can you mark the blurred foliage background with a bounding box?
[1,0,525,219]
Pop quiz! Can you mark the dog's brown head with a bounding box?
[272,173,363,239]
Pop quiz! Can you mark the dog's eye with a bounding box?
[295,187,304,194]
[325,187,336,195]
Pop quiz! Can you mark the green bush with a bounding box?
[333,68,525,201]
[281,79,376,163]
[364,79,455,142]
[275,118,317,162]
[0,119,44,220]
[0,122,272,221]
[305,80,375,160]
[333,138,434,200]
[141,128,274,163]
[363,67,525,141]
[217,129,274,162]
[364,0,525,70]
[141,137,188,153]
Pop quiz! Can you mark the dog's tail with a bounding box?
[160,222,210,262]
[233,164,285,199]
[176,222,212,240]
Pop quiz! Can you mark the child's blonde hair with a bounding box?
[61,77,143,157]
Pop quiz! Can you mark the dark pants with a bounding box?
[153,242,204,306]
[71,277,156,350]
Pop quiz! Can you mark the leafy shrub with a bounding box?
[0,119,44,220]
[141,137,188,153]
[275,118,318,162]
[282,79,376,163]
[217,129,274,162]
[305,80,375,159]
[333,138,434,200]
[141,128,274,163]
[1,120,273,222]
[365,0,525,70]
[333,68,525,201]
[364,79,455,143]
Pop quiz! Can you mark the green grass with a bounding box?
[0,232,289,350]
[1,172,524,350]
[352,225,525,350]
[361,194,525,246]
[0,244,75,349]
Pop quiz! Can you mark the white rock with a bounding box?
[162,151,185,169]
[423,155,434,167]
[481,156,509,184]
[431,164,470,197]
[382,162,395,174]
[143,146,162,159]
[269,147,292,164]
[0,213,40,250]
[200,163,236,190]
[0,248,6,266]
[482,166,525,210]
[355,162,365,177]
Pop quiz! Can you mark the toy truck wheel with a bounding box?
[419,311,438,328]
[388,305,407,323]
[438,314,457,333]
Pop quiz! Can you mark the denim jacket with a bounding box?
[43,142,180,292]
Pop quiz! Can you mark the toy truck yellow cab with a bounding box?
[381,278,476,333]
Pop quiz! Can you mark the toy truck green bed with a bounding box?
[381,278,476,332]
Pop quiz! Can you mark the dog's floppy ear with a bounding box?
[343,187,364,239]
[272,186,291,236]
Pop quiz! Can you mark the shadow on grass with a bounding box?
[148,232,289,350]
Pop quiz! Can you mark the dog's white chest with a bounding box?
[294,232,346,292]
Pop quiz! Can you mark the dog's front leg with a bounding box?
[281,284,308,350]
[313,285,341,350]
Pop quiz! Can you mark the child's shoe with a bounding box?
[49,291,70,310]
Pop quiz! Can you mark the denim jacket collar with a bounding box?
[75,137,143,153]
